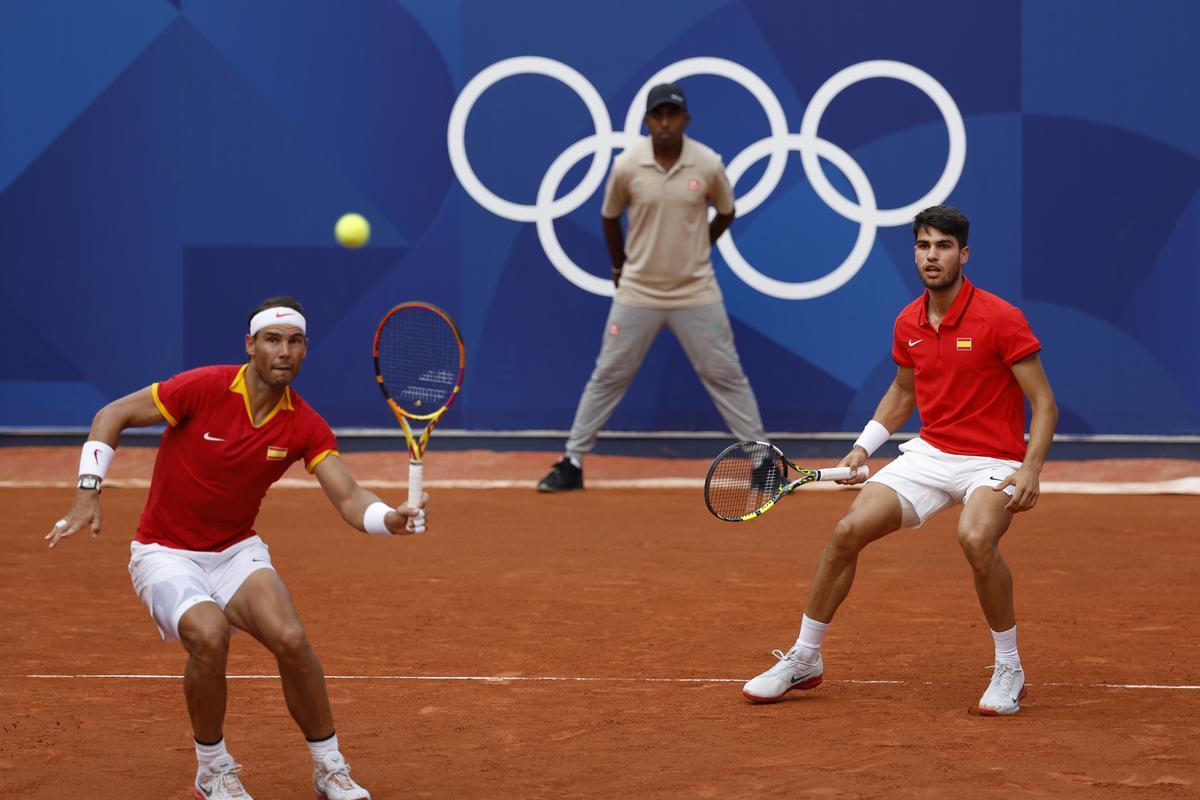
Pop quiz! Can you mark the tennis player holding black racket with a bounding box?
[45,296,425,800]
[743,207,1058,716]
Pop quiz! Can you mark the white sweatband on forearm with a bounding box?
[363,502,393,536]
[79,441,115,479]
[853,420,890,457]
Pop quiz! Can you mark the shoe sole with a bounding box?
[972,685,1028,716]
[536,485,583,493]
[742,674,823,703]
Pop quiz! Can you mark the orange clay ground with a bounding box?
[1,447,1198,798]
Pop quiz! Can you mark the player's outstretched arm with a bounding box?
[46,387,166,548]
[837,367,916,484]
[996,353,1058,513]
[314,455,430,535]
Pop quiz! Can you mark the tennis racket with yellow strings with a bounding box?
[704,440,868,522]
[372,302,465,532]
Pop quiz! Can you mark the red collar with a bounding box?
[918,276,975,329]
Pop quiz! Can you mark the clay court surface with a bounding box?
[2,448,1198,797]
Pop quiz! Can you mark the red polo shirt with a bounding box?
[135,364,339,551]
[892,278,1041,461]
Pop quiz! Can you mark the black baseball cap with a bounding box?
[646,83,687,113]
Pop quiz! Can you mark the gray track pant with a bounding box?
[565,301,767,459]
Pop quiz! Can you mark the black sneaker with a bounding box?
[537,457,583,492]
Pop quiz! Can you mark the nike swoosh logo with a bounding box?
[92,448,102,464]
[274,311,293,318]
[908,339,923,347]
[197,784,214,798]
[203,432,225,442]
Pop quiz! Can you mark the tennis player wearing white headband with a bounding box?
[46,295,426,800]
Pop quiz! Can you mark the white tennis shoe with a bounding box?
[193,755,253,799]
[742,647,824,703]
[975,663,1027,715]
[314,752,371,800]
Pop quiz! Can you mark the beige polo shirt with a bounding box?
[601,135,735,309]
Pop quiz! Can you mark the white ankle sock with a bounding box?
[991,624,1021,668]
[793,614,829,664]
[307,732,340,766]
[565,454,581,468]
[195,737,228,772]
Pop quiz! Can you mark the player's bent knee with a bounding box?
[957,529,999,568]
[179,615,231,662]
[828,517,870,558]
[266,622,311,660]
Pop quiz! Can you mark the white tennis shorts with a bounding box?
[868,437,1021,528]
[128,535,275,642]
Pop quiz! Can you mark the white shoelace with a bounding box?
[320,761,356,790]
[767,648,813,674]
[209,762,248,798]
[987,663,1021,696]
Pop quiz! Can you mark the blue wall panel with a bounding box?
[1,0,1196,434]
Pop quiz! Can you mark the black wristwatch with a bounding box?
[77,475,102,493]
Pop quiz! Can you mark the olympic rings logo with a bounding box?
[448,57,966,300]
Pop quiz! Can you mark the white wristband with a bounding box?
[853,420,890,457]
[363,502,393,536]
[79,441,115,479]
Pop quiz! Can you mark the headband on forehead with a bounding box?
[249,307,307,337]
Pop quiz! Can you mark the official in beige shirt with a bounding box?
[538,82,767,493]
[601,134,735,308]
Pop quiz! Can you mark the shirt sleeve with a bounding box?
[152,366,222,427]
[708,158,735,216]
[892,320,915,367]
[994,306,1042,366]
[302,409,340,473]
[600,161,629,219]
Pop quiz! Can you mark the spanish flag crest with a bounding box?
[266,446,288,461]
[956,337,973,351]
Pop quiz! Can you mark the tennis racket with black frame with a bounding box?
[704,440,868,522]
[372,302,466,532]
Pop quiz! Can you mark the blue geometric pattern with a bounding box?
[1,0,1196,435]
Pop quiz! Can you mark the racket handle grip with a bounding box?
[407,461,425,533]
[816,465,870,482]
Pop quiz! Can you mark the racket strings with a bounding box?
[706,442,785,519]
[378,307,462,414]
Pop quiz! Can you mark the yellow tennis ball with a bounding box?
[335,213,370,248]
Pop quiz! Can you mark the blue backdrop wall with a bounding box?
[2,0,1197,435]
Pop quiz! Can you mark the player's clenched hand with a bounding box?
[45,491,103,548]
[387,492,431,535]
[836,447,870,485]
[995,467,1040,513]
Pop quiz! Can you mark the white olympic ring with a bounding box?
[448,57,966,300]
[719,134,877,299]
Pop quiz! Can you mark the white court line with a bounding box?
[13,674,1200,689]
[5,477,1200,493]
